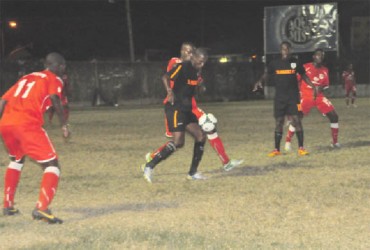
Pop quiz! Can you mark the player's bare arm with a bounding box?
[0,99,7,119]
[253,68,267,91]
[301,74,318,99]
[50,94,70,138]
[162,74,174,105]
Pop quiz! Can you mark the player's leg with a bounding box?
[317,97,339,148]
[142,106,184,183]
[268,115,285,156]
[351,88,357,107]
[326,110,340,147]
[185,120,207,180]
[287,101,308,156]
[0,126,25,215]
[345,88,350,107]
[3,157,25,216]
[269,100,285,156]
[63,104,70,122]
[22,126,63,223]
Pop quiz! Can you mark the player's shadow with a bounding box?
[208,161,312,178]
[64,201,179,221]
[342,140,370,148]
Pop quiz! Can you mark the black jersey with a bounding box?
[166,61,200,111]
[267,56,305,102]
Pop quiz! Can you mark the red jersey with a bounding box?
[0,70,63,126]
[299,62,329,98]
[342,70,356,88]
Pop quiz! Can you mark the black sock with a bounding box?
[296,131,304,148]
[188,141,205,176]
[147,142,176,169]
[274,131,282,151]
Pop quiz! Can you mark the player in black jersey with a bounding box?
[254,41,315,156]
[141,48,209,183]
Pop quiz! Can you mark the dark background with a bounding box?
[1,0,369,60]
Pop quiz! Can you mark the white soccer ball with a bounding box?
[198,113,217,132]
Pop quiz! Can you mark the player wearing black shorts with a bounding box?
[141,48,208,183]
[254,41,315,156]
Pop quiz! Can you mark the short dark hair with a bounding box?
[193,47,208,59]
[314,48,324,54]
[280,41,291,48]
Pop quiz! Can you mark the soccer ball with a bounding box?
[198,113,217,132]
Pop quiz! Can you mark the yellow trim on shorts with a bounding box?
[174,110,178,128]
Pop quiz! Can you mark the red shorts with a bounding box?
[345,85,356,96]
[0,125,57,162]
[301,95,335,115]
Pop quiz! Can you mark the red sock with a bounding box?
[3,162,23,208]
[207,133,229,165]
[37,167,60,210]
[150,142,169,159]
[330,123,339,144]
[286,125,295,143]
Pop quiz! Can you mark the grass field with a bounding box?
[0,98,369,249]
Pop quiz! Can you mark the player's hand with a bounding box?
[253,81,263,92]
[62,124,70,139]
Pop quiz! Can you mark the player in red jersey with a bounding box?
[0,52,70,224]
[284,49,340,150]
[342,63,357,108]
[155,42,243,172]
[48,73,70,123]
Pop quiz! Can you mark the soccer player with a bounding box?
[342,62,357,108]
[141,48,209,183]
[285,49,340,149]
[48,73,70,123]
[160,42,243,171]
[253,41,314,156]
[0,52,70,224]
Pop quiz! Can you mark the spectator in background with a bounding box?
[342,63,357,108]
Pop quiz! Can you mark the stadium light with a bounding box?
[219,56,229,63]
[8,20,17,29]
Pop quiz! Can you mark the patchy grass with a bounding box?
[0,98,369,249]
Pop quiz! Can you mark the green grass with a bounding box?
[1,98,369,249]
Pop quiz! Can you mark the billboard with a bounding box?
[264,3,338,54]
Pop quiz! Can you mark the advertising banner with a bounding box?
[264,3,338,54]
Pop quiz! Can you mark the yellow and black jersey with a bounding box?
[166,61,200,111]
[267,56,305,102]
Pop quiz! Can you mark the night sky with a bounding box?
[1,0,369,60]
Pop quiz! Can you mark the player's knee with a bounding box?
[41,159,60,170]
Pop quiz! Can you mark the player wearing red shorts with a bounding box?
[285,49,340,149]
[158,42,242,171]
[342,63,357,108]
[0,52,70,224]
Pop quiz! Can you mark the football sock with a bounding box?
[207,132,229,165]
[3,162,23,208]
[188,141,205,176]
[296,130,304,148]
[148,141,176,169]
[286,125,295,142]
[36,166,60,211]
[274,131,283,151]
[330,123,339,144]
